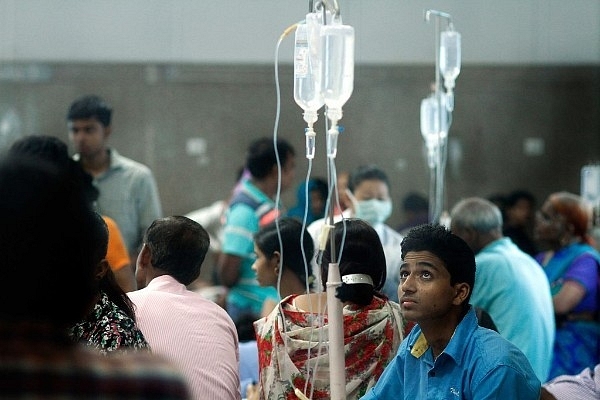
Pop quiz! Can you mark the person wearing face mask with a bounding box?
[308,164,403,301]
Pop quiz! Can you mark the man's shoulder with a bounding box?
[109,149,154,176]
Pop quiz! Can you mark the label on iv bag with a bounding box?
[295,25,309,77]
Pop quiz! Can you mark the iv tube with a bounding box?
[320,19,354,159]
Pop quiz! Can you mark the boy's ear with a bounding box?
[452,282,470,306]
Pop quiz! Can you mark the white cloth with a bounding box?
[128,275,241,400]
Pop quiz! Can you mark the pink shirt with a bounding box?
[128,275,240,400]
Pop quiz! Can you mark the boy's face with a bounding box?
[398,250,467,323]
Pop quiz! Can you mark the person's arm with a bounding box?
[103,216,137,292]
[473,365,540,400]
[553,280,586,315]
[218,253,242,288]
[552,254,597,315]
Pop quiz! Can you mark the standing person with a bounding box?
[218,137,296,323]
[534,191,600,379]
[129,216,240,400]
[254,219,405,400]
[0,154,189,399]
[308,164,403,302]
[450,197,555,381]
[67,94,163,259]
[361,224,541,400]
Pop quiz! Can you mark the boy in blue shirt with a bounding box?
[361,224,541,399]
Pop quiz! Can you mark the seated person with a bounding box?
[0,154,188,398]
[541,363,600,400]
[252,217,315,315]
[129,216,240,400]
[8,134,136,292]
[361,224,541,399]
[69,213,149,354]
[254,219,406,400]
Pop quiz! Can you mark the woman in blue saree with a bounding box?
[535,191,600,380]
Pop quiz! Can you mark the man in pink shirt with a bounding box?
[129,216,240,400]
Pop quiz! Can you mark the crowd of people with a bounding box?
[1,94,598,399]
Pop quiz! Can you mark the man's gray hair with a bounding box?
[450,197,503,233]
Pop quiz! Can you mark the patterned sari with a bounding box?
[254,294,404,400]
[538,243,600,379]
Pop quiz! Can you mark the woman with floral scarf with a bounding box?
[253,219,405,400]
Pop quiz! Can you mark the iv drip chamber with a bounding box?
[320,22,354,113]
[439,30,461,90]
[294,20,324,117]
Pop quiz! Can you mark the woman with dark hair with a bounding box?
[252,217,315,300]
[69,213,149,355]
[534,191,600,379]
[253,219,405,400]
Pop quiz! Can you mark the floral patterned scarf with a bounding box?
[254,294,404,400]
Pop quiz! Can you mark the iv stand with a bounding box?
[315,1,345,399]
[424,9,453,224]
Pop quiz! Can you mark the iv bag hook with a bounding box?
[314,0,340,18]
[425,9,452,25]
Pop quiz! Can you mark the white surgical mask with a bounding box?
[354,199,392,225]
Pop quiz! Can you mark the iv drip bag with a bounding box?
[294,14,324,117]
[581,164,600,206]
[440,30,461,89]
[320,21,354,113]
[420,93,448,144]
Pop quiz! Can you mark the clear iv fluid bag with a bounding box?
[440,30,461,86]
[581,164,600,205]
[294,15,324,113]
[321,22,354,111]
[420,94,448,143]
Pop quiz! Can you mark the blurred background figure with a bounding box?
[395,192,429,236]
[8,135,136,292]
[0,154,189,398]
[534,191,600,379]
[287,177,328,225]
[503,189,538,256]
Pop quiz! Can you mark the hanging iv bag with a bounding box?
[320,20,354,115]
[420,93,448,143]
[439,30,461,90]
[294,13,324,117]
[581,164,600,206]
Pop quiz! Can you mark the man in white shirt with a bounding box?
[129,216,241,400]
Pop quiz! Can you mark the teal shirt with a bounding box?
[222,180,278,315]
[472,237,555,382]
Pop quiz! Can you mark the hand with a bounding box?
[245,382,259,400]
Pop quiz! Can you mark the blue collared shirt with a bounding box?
[361,307,541,399]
